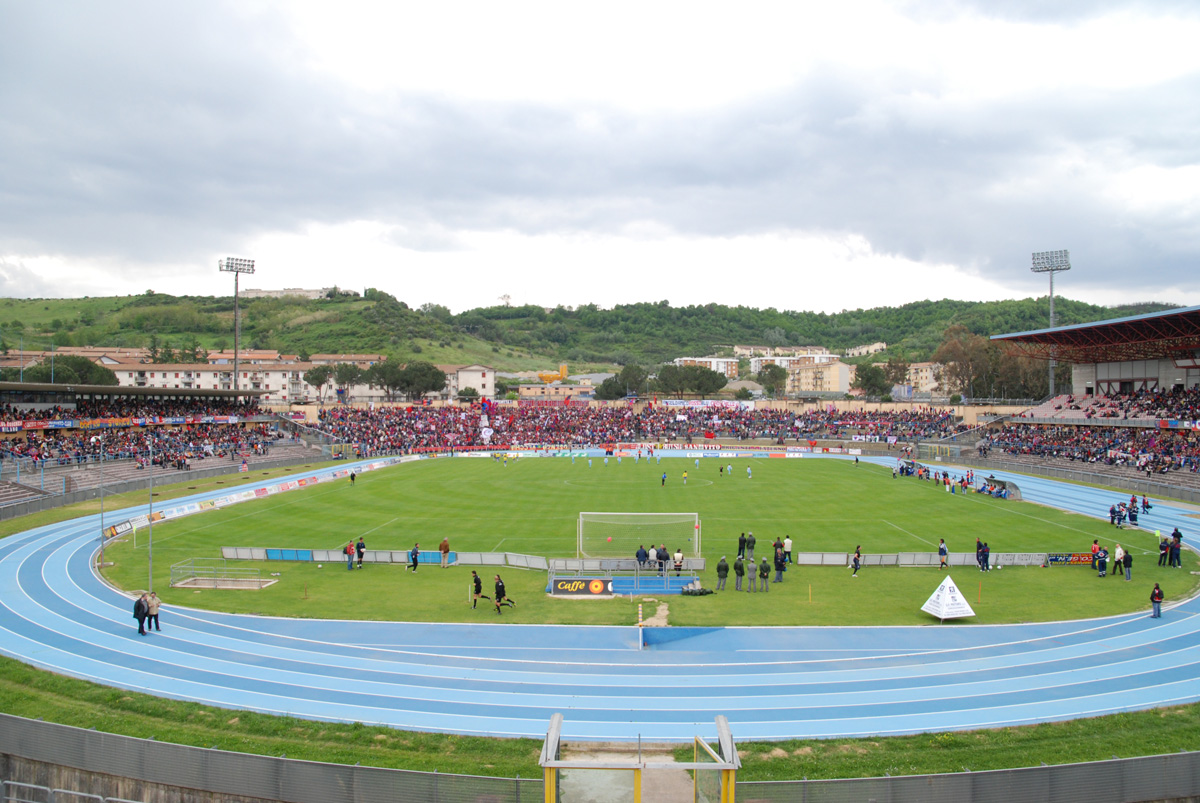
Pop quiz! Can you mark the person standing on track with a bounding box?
[1151,583,1164,618]
[147,591,161,632]
[133,593,149,636]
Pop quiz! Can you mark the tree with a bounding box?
[399,361,448,400]
[185,336,208,364]
[734,387,754,400]
[457,386,480,400]
[20,356,117,386]
[653,364,687,396]
[594,376,626,400]
[334,363,362,389]
[883,352,910,386]
[757,363,788,397]
[851,363,891,400]
[303,365,333,404]
[617,364,649,396]
[932,325,991,398]
[368,358,406,400]
[683,365,728,398]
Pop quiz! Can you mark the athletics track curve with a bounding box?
[2,455,1199,742]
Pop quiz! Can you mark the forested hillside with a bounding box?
[0,291,1176,370]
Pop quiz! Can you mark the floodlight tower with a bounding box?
[1031,249,1071,396]
[218,257,255,395]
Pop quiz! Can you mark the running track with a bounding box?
[1,455,1198,742]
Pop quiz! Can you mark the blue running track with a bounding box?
[1,455,1198,742]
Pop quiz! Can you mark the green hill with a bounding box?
[0,291,1177,370]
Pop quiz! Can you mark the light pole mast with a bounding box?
[218,257,256,396]
[1031,249,1071,396]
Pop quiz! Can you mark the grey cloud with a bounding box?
[1,2,1199,301]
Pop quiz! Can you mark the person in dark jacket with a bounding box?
[408,543,420,572]
[133,593,149,636]
[737,532,747,559]
[773,548,785,583]
[1096,546,1108,577]
[494,575,515,613]
[636,545,649,568]
[758,557,770,592]
[733,556,745,591]
[715,557,729,591]
[471,571,490,609]
[1123,549,1133,581]
[746,532,757,561]
[1151,583,1164,618]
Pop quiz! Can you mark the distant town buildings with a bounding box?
[672,357,740,378]
[786,361,856,394]
[846,341,887,357]
[240,288,335,300]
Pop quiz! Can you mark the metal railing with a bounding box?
[1,780,145,803]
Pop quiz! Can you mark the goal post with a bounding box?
[577,512,701,558]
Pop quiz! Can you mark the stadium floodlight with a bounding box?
[1031,249,1071,396]
[218,257,256,395]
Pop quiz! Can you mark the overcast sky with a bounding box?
[2,1,1198,314]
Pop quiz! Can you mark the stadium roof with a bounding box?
[991,305,1200,364]
[0,381,266,398]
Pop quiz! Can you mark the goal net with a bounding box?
[577,512,701,558]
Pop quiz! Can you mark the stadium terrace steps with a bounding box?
[3,457,1200,742]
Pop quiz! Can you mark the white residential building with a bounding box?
[749,354,837,374]
[673,357,740,379]
[110,361,495,403]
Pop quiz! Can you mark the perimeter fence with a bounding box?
[739,749,1200,803]
[0,714,541,803]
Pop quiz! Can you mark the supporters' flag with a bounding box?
[704,431,715,439]
[807,440,817,447]
[238,461,248,473]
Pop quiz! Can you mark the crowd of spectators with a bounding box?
[1022,388,1200,422]
[0,398,262,425]
[979,423,1200,476]
[1,423,282,470]
[313,404,966,454]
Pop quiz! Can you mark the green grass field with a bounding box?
[100,456,1198,625]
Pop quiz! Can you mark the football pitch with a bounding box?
[101,456,1198,626]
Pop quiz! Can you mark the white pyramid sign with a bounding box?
[921,575,976,622]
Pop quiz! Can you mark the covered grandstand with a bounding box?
[992,304,1200,396]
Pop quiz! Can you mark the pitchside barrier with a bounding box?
[219,548,1054,572]
[548,557,706,596]
[219,547,549,571]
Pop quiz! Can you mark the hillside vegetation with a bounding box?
[0,292,1174,371]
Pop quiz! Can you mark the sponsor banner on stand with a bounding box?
[551,577,613,596]
[1047,553,1094,565]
